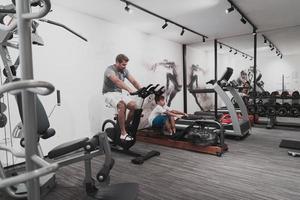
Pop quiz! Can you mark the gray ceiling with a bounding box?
[52,0,300,56]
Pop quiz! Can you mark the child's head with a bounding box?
[155,95,165,106]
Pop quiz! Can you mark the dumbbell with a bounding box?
[290,103,300,117]
[267,107,277,116]
[264,102,276,116]
[261,91,270,98]
[281,91,290,98]
[292,91,300,98]
[277,104,288,117]
[271,91,280,98]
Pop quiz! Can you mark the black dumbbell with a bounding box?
[261,91,270,98]
[271,91,280,98]
[267,106,277,116]
[292,91,300,98]
[290,103,300,117]
[281,91,290,98]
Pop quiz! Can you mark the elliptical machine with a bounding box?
[102,84,163,164]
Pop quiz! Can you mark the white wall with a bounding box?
[258,54,300,92]
[186,44,253,113]
[0,4,182,165]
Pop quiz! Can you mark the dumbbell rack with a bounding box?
[248,91,300,129]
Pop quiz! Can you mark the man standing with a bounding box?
[103,54,141,141]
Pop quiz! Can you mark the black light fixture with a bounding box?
[180,28,185,36]
[280,54,283,59]
[245,55,248,59]
[250,57,253,60]
[220,43,222,49]
[121,0,208,40]
[162,20,168,29]
[240,17,247,24]
[202,36,205,43]
[242,54,245,57]
[234,50,238,55]
[271,47,275,51]
[225,5,234,14]
[264,38,267,44]
[124,2,130,12]
[229,48,233,52]
[269,43,272,48]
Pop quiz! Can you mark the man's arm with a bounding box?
[109,74,134,93]
[127,74,142,90]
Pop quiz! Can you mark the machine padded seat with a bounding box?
[193,111,223,119]
[48,137,89,159]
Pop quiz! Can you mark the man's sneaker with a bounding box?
[120,133,134,141]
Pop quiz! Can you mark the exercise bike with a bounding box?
[102,84,163,164]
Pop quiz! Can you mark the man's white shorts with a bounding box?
[103,92,133,108]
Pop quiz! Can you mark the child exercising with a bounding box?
[148,95,187,135]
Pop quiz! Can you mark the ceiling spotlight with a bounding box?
[162,21,168,29]
[225,5,234,14]
[245,55,248,59]
[269,44,272,48]
[242,54,245,57]
[276,50,279,54]
[234,50,237,55]
[264,38,267,44]
[250,57,253,60]
[280,55,283,59]
[229,48,233,52]
[202,37,205,43]
[271,47,275,51]
[220,43,222,49]
[240,17,247,24]
[124,3,132,13]
[180,28,185,36]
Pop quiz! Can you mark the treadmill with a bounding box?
[178,67,251,137]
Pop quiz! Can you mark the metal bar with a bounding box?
[217,41,253,59]
[0,145,25,158]
[53,150,103,167]
[182,44,187,113]
[0,80,54,95]
[15,0,40,199]
[38,19,88,42]
[253,33,257,122]
[227,0,257,30]
[214,39,218,120]
[262,34,282,57]
[31,155,51,167]
[120,0,208,38]
[282,74,284,92]
[22,0,51,20]
[0,163,58,189]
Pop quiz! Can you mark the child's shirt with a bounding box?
[148,104,170,126]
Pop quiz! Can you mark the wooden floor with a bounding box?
[2,126,300,200]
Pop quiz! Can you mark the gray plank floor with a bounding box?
[2,127,300,200]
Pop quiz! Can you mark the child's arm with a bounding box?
[170,110,188,116]
[164,110,179,117]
